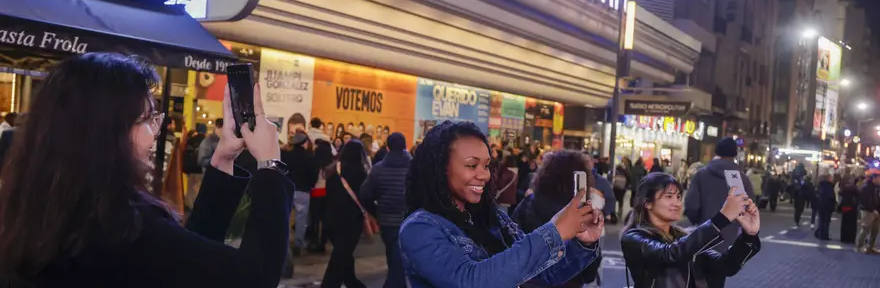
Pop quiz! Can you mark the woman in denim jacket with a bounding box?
[400,121,604,288]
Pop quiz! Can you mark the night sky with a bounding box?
[855,0,880,36]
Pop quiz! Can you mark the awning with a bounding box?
[0,0,235,73]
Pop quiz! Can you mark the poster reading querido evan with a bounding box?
[414,78,490,139]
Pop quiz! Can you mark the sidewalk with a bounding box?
[280,237,388,287]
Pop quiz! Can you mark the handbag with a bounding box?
[337,165,380,237]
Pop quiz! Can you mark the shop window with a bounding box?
[0,73,14,113]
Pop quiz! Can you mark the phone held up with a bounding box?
[573,171,605,210]
[723,170,747,196]
[226,63,257,138]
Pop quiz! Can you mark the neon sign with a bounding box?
[622,115,705,140]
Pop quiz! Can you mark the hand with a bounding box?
[737,198,760,235]
[551,188,592,240]
[720,187,749,221]
[240,83,281,162]
[211,85,246,174]
[575,208,604,244]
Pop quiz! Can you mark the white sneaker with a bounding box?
[810,224,816,230]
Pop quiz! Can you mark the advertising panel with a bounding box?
[500,94,526,145]
[196,40,260,102]
[311,59,418,146]
[814,37,842,138]
[414,78,490,139]
[258,48,315,142]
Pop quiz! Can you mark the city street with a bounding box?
[282,203,880,288]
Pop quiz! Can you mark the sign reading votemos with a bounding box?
[415,78,490,138]
[624,100,691,116]
[311,58,417,146]
[259,48,315,142]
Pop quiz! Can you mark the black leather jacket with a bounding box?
[620,215,761,288]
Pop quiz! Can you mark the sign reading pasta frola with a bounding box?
[258,48,314,142]
[624,100,691,117]
[415,78,490,135]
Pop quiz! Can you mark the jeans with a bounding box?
[794,197,805,225]
[380,226,406,288]
[856,210,880,249]
[815,212,831,239]
[294,191,310,249]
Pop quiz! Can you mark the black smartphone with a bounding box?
[226,63,257,138]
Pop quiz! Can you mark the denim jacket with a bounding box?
[399,209,600,288]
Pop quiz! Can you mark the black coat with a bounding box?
[0,128,15,174]
[281,146,317,192]
[32,166,295,288]
[325,168,367,231]
[621,215,760,288]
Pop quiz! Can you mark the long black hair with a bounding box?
[531,150,593,205]
[406,120,510,254]
[621,172,685,241]
[0,53,169,279]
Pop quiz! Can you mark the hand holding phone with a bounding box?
[226,63,257,138]
[574,171,605,210]
[723,170,747,196]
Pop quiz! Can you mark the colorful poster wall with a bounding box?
[311,58,418,147]
[814,37,842,138]
[258,48,315,142]
[414,78,490,139]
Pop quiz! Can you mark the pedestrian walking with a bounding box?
[0,53,294,288]
[621,173,761,288]
[322,140,371,288]
[512,150,603,288]
[359,132,411,288]
[399,120,603,288]
[815,175,836,240]
[685,137,755,252]
[839,176,860,243]
[855,172,880,254]
[282,130,318,256]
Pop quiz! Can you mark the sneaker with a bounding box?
[869,248,880,254]
[855,246,864,253]
[810,224,816,230]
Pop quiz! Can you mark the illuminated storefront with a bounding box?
[613,115,705,168]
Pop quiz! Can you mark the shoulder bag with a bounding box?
[337,164,380,237]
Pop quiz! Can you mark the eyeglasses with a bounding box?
[138,112,165,133]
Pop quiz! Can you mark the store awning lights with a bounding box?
[777,148,819,156]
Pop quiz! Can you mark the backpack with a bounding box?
[183,133,206,174]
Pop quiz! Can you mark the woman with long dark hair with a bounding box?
[621,173,761,288]
[322,140,370,288]
[512,150,602,288]
[0,53,294,288]
[400,120,603,288]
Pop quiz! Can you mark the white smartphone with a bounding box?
[574,171,587,203]
[723,170,747,196]
[574,171,605,210]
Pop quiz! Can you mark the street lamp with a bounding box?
[606,0,636,182]
[802,28,818,38]
[858,102,868,110]
[841,78,851,87]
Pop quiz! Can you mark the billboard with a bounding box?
[311,58,418,146]
[814,37,842,138]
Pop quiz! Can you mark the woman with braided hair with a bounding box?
[399,120,603,288]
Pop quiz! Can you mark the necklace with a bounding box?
[464,209,473,225]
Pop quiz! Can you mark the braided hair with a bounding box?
[406,120,510,255]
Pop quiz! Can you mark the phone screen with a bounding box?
[574,171,587,203]
[226,63,256,138]
[724,170,747,196]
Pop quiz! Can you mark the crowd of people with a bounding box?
[0,52,775,288]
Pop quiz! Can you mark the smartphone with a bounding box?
[723,170,747,196]
[574,171,588,203]
[226,63,257,138]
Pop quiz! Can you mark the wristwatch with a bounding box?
[257,159,289,175]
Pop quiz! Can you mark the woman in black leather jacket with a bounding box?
[621,173,761,288]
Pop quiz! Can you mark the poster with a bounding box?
[488,91,504,144]
[311,59,417,147]
[195,40,261,102]
[258,48,315,142]
[414,78,490,138]
[814,37,842,138]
